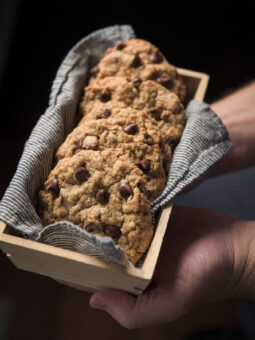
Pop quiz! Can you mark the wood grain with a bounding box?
[0,69,209,295]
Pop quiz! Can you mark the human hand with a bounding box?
[89,206,255,329]
[180,81,255,193]
[209,80,255,176]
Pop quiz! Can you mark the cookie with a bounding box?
[89,38,186,101]
[79,77,185,144]
[38,38,187,265]
[55,112,170,200]
[38,149,154,264]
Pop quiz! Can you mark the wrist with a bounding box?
[209,81,255,176]
[230,220,255,300]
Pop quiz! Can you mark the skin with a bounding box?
[61,81,255,329]
[89,207,255,329]
[209,80,255,176]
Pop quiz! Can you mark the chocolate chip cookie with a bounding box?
[38,149,154,264]
[55,112,171,200]
[89,38,186,101]
[79,77,185,144]
[39,37,187,265]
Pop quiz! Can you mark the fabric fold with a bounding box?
[0,25,233,266]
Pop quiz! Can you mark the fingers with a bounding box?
[90,289,137,329]
[89,285,187,329]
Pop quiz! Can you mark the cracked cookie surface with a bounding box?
[38,149,155,264]
[38,38,187,265]
[89,38,186,101]
[55,113,170,201]
[80,77,185,144]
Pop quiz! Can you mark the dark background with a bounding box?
[0,1,254,339]
[1,1,255,197]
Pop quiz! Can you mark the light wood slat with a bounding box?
[0,69,209,295]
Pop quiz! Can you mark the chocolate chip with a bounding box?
[160,110,168,121]
[99,89,111,102]
[99,108,111,119]
[96,189,110,204]
[109,137,118,145]
[103,225,121,241]
[131,54,143,68]
[119,183,133,198]
[75,167,90,182]
[156,77,172,89]
[137,182,145,193]
[149,108,163,121]
[116,42,126,50]
[104,108,111,116]
[46,178,60,196]
[123,123,138,135]
[84,223,99,233]
[132,76,142,84]
[145,134,154,145]
[74,148,83,155]
[90,65,99,77]
[135,159,151,173]
[150,50,163,63]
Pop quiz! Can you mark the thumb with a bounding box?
[89,289,137,329]
[89,285,185,329]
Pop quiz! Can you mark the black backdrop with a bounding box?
[0,0,254,197]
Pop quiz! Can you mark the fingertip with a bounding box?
[89,289,130,309]
[89,293,107,310]
[89,289,121,310]
[89,289,138,328]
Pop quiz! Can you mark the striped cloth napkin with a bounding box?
[0,25,233,266]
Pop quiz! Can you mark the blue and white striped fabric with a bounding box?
[0,25,233,266]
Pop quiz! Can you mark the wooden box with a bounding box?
[0,68,209,295]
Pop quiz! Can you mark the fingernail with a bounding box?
[90,297,107,310]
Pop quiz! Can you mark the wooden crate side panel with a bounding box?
[0,222,144,276]
[0,221,5,236]
[5,252,106,292]
[142,69,209,279]
[0,222,148,295]
[0,238,149,295]
[177,68,209,103]
[142,203,172,278]
[0,69,209,294]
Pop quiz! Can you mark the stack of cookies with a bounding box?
[38,39,186,264]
